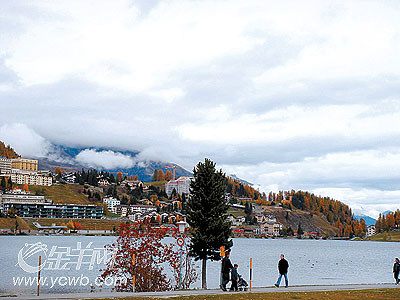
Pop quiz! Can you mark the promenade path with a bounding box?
[4,283,399,300]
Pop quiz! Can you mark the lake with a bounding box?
[0,236,398,294]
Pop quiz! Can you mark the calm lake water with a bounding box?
[0,235,398,294]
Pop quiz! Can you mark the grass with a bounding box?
[144,181,167,191]
[29,184,92,204]
[22,217,122,231]
[0,216,30,230]
[367,231,400,242]
[86,288,400,300]
[227,208,246,217]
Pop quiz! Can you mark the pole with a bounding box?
[132,253,136,292]
[249,257,252,292]
[37,256,41,296]
[179,244,183,289]
[219,246,225,289]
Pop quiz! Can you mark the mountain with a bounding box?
[229,174,253,186]
[33,144,192,182]
[354,215,376,226]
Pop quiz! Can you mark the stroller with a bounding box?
[238,274,248,291]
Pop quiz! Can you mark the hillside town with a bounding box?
[0,151,395,239]
[0,153,287,236]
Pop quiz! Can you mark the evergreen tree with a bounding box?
[152,170,158,182]
[0,177,6,190]
[297,223,304,238]
[186,158,232,289]
[7,178,13,190]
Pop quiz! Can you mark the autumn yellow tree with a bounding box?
[116,172,123,182]
[165,170,173,181]
[157,170,165,181]
[22,183,29,192]
[54,167,65,175]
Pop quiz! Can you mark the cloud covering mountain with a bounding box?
[1,1,400,217]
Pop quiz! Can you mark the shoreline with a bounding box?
[2,283,399,300]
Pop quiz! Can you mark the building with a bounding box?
[103,196,120,210]
[0,189,52,206]
[11,158,38,171]
[61,172,76,184]
[128,211,159,222]
[165,176,193,197]
[97,176,110,186]
[254,214,276,224]
[113,204,157,217]
[260,222,282,236]
[227,214,245,227]
[0,157,12,174]
[121,180,143,189]
[130,204,157,214]
[2,202,103,218]
[7,169,53,186]
[366,225,376,237]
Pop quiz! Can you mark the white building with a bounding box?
[128,211,159,222]
[366,225,376,237]
[165,176,193,197]
[0,157,11,174]
[61,172,76,184]
[260,222,282,236]
[8,169,53,186]
[0,190,52,206]
[103,196,120,210]
[114,204,157,217]
[227,215,246,227]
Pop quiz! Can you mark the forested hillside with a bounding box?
[266,190,366,237]
[0,141,19,158]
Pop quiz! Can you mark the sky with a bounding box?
[1,0,400,218]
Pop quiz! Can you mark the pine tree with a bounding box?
[186,158,232,289]
[297,223,304,238]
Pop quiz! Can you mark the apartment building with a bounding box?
[0,189,52,206]
[165,176,192,197]
[9,169,53,186]
[114,204,157,217]
[0,157,12,174]
[260,222,282,236]
[11,158,38,171]
[2,203,103,218]
[103,196,120,210]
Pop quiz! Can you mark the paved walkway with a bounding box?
[3,283,399,299]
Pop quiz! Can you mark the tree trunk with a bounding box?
[202,258,207,289]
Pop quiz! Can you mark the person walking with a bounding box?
[230,264,239,291]
[394,257,400,285]
[220,251,233,291]
[274,254,289,288]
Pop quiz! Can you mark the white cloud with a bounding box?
[74,149,137,170]
[1,1,400,216]
[0,123,51,157]
[312,188,400,219]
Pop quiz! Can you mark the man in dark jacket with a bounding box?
[274,254,289,288]
[394,257,400,285]
[230,264,239,291]
[220,252,233,291]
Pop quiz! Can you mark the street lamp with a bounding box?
[177,221,187,234]
[176,221,187,289]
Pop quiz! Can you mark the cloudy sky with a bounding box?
[1,0,400,217]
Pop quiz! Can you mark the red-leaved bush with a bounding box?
[98,221,198,292]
